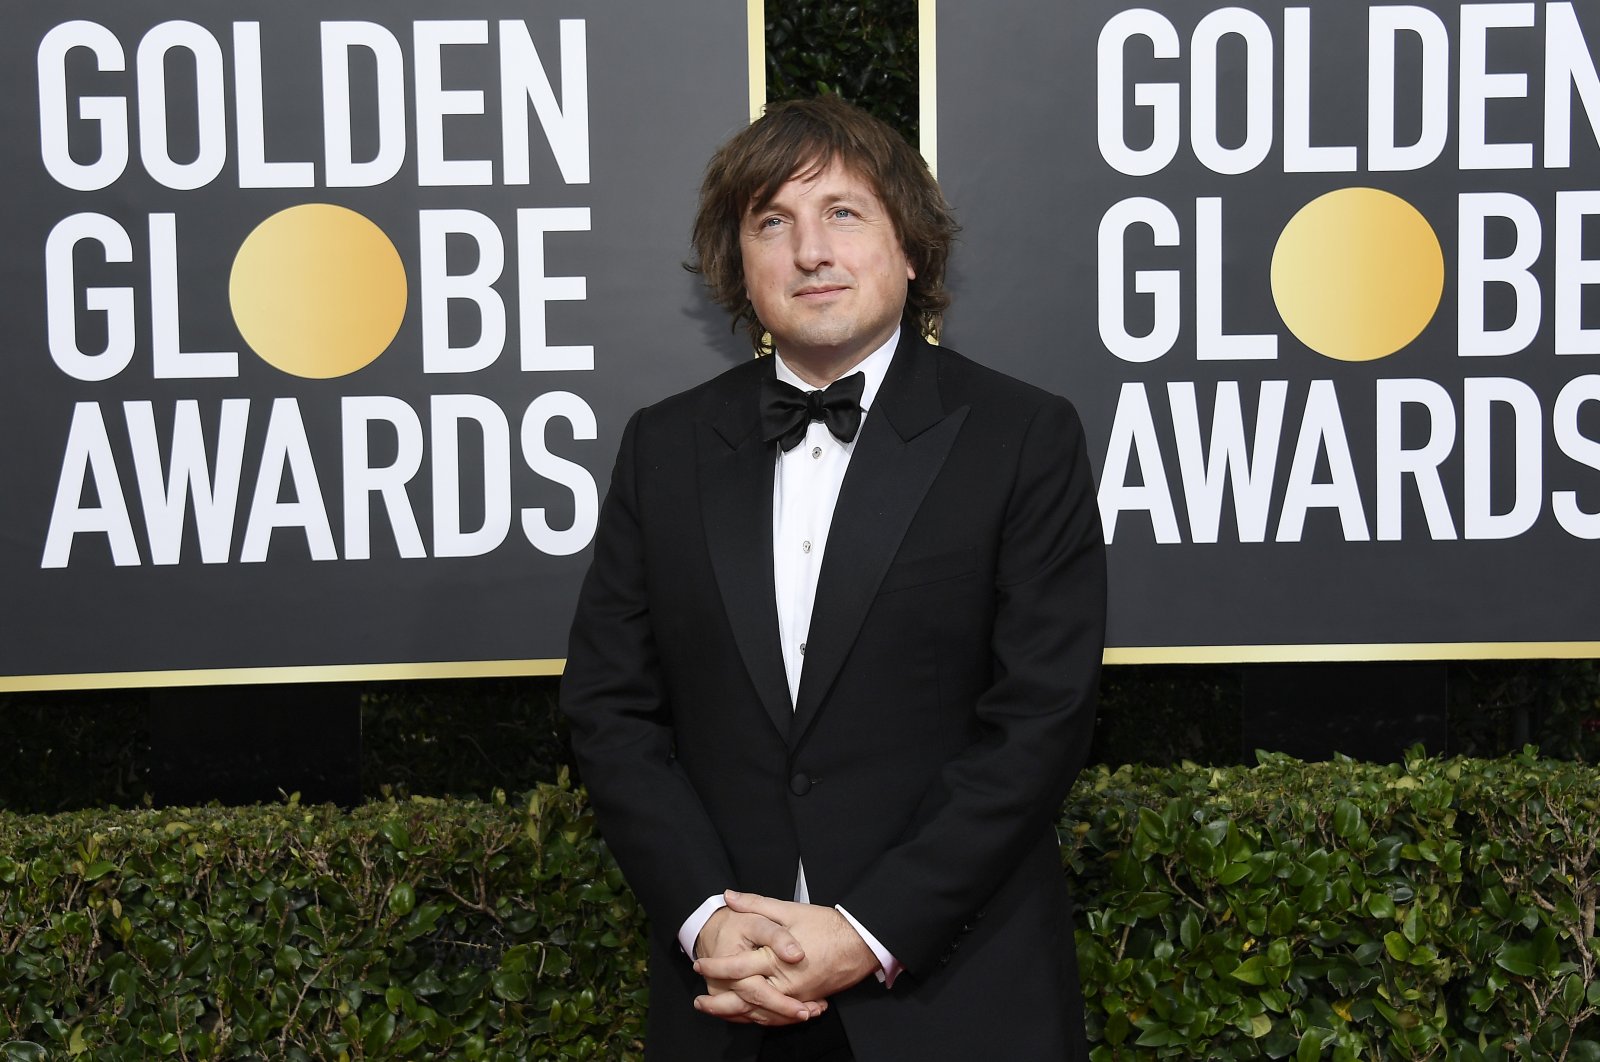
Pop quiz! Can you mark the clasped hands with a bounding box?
[692,890,878,1027]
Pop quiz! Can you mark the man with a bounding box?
[561,95,1106,1060]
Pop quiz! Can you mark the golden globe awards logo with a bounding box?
[36,16,599,569]
[1094,1,1600,547]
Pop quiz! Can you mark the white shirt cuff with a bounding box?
[678,894,727,959]
[835,905,903,988]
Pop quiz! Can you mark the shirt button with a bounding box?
[802,540,812,553]
[811,446,822,459]
[799,642,806,655]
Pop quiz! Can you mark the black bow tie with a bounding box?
[761,372,866,452]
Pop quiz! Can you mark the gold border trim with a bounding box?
[0,659,565,694]
[1105,642,1600,665]
[919,0,937,176]
[748,0,766,121]
[8,640,1595,693]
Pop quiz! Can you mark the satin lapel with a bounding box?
[791,338,968,744]
[698,368,793,737]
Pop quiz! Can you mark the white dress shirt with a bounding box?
[677,330,903,988]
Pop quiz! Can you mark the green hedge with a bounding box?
[766,0,918,136]
[0,781,641,1060]
[3,753,1597,1059]
[1072,750,1600,1059]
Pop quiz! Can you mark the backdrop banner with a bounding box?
[934,0,1600,660]
[0,1,754,689]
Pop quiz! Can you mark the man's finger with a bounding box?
[700,908,805,964]
[694,991,758,1023]
[700,974,824,1017]
[730,974,813,1021]
[696,967,826,1018]
[732,915,805,963]
[724,889,799,924]
[693,977,816,1024]
[695,948,781,983]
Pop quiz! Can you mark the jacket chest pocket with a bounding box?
[876,546,980,595]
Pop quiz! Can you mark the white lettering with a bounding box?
[126,399,248,564]
[240,399,337,561]
[1196,197,1277,360]
[321,22,406,188]
[1097,9,1180,176]
[420,209,507,374]
[431,394,512,557]
[520,391,598,555]
[414,20,492,186]
[1459,3,1536,170]
[1368,6,1450,172]
[1545,2,1600,169]
[149,213,238,379]
[499,20,589,185]
[342,396,426,560]
[1555,190,1600,355]
[42,403,140,568]
[1553,374,1600,538]
[1458,192,1542,357]
[1283,8,1357,172]
[233,23,314,188]
[135,21,227,190]
[1190,7,1273,175]
[1098,197,1180,363]
[1100,382,1182,543]
[46,213,135,382]
[1169,380,1286,543]
[518,206,592,371]
[1463,377,1542,538]
[1276,381,1369,542]
[1375,378,1458,540]
[37,21,128,191]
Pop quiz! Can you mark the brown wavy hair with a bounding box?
[688,95,959,353]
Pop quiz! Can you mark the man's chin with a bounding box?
[771,326,851,357]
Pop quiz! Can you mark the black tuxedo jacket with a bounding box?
[562,332,1106,1060]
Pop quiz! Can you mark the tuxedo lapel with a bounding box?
[791,337,968,744]
[698,364,793,737]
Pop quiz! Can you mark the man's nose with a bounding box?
[792,217,832,272]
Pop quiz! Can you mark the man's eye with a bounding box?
[833,208,855,219]
[760,216,783,228]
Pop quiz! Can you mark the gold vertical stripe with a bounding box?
[748,0,766,121]
[919,0,937,176]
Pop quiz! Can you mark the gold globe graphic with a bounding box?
[1271,187,1444,363]
[230,204,408,379]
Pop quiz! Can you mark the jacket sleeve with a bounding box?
[836,394,1107,974]
[560,408,736,933]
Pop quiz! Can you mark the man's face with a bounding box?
[741,158,914,376]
